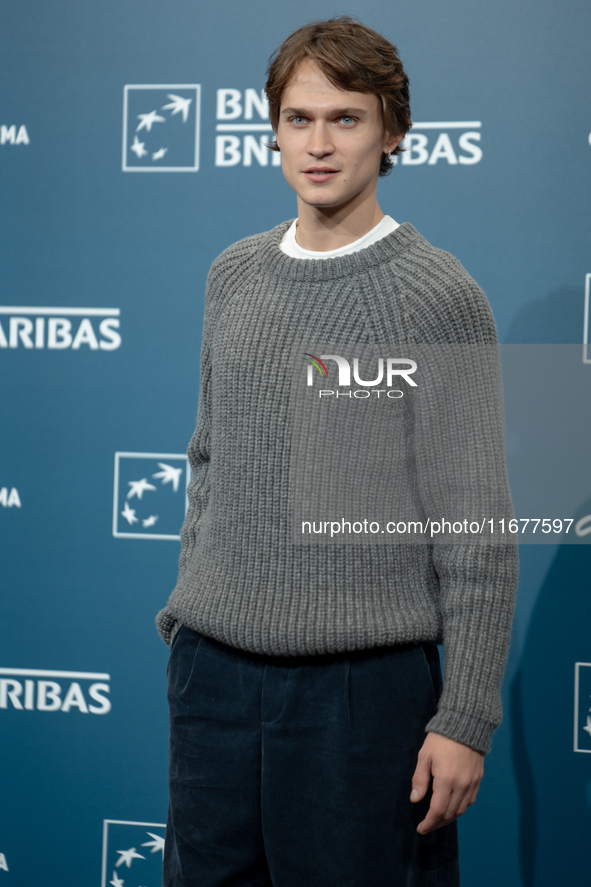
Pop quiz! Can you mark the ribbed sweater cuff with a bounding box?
[425,707,497,754]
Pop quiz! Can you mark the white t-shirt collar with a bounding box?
[279,215,400,260]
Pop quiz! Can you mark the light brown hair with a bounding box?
[265,16,412,176]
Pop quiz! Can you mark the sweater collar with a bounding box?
[256,219,424,282]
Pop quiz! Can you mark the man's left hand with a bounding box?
[410,731,484,834]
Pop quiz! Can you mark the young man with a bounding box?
[157,16,518,887]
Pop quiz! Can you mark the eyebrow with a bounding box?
[280,106,368,118]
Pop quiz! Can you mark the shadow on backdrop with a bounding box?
[511,495,591,886]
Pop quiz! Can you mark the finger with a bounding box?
[469,772,483,806]
[441,777,480,825]
[458,778,482,817]
[445,773,482,820]
[455,796,472,819]
[410,751,432,803]
[416,783,451,834]
[444,786,469,823]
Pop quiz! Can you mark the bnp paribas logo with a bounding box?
[122,84,200,172]
[574,662,591,752]
[101,820,165,887]
[112,452,190,540]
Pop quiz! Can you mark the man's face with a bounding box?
[276,58,401,211]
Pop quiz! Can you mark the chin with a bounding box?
[299,190,347,208]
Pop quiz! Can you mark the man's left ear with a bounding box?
[384,132,404,154]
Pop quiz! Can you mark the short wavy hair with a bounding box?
[265,16,412,176]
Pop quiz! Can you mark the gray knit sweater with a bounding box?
[156,220,519,754]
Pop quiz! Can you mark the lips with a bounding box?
[303,167,340,183]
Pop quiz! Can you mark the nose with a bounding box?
[306,120,334,158]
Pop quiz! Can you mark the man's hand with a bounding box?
[410,731,484,834]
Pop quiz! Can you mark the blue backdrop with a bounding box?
[1,1,590,884]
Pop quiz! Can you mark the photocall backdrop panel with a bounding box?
[1,1,590,885]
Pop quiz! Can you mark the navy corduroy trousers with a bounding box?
[163,624,460,887]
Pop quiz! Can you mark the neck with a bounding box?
[294,189,385,252]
